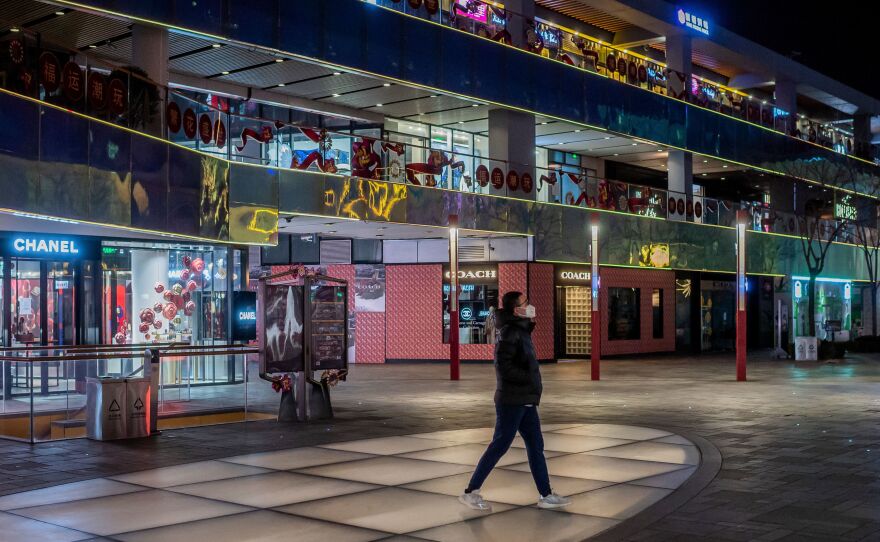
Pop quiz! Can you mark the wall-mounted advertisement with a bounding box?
[354,265,386,312]
[261,284,304,373]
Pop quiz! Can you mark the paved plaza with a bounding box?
[0,353,878,540]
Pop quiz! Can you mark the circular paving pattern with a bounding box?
[0,424,705,541]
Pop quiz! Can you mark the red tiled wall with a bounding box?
[528,263,555,361]
[385,264,448,360]
[600,267,675,355]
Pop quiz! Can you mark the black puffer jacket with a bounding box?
[493,310,542,405]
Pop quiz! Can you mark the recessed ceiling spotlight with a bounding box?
[332,71,342,75]
[604,136,611,140]
[631,143,638,146]
[702,159,708,163]
[574,129,582,133]
[375,103,383,107]
[721,177,726,180]
[275,58,284,63]
[383,83,391,87]
[657,149,664,152]
[211,43,222,48]
[55,10,65,16]
[332,93,340,97]
[722,164,728,168]
[10,27,20,32]
[277,83,285,87]
[540,122,548,125]
[88,44,97,48]
[472,104,479,107]
[613,153,620,156]
[326,230,336,234]
[702,173,707,176]
[430,94,439,98]
[221,70,230,75]
[458,121,464,124]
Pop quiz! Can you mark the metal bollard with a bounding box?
[143,349,161,435]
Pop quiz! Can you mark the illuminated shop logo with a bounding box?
[560,271,591,281]
[13,237,79,255]
[238,311,256,321]
[676,8,709,35]
[460,307,473,321]
[835,195,857,221]
[444,270,497,280]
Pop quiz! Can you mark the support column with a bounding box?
[736,210,748,381]
[590,214,600,381]
[489,108,536,200]
[854,113,872,160]
[448,215,460,381]
[774,78,798,135]
[665,33,692,100]
[667,150,693,221]
[504,0,535,49]
[131,24,169,136]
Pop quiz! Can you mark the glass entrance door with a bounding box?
[48,261,76,346]
[10,259,42,346]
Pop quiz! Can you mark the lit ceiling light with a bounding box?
[657,149,664,152]
[613,153,620,156]
[722,164,728,168]
[702,159,708,163]
[277,83,285,87]
[10,27,20,32]
[540,122,548,125]
[326,231,336,234]
[574,129,582,133]
[211,43,222,48]
[221,70,230,75]
[631,143,638,146]
[472,104,479,107]
[458,121,464,124]
[375,103,383,107]
[88,44,97,48]
[702,173,707,176]
[430,94,439,98]
[378,227,387,230]
[332,71,342,75]
[332,93,340,97]
[604,136,611,140]
[55,10,65,16]
[275,58,284,63]
[721,177,726,180]
[383,83,391,87]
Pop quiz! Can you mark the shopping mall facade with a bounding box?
[0,0,879,370]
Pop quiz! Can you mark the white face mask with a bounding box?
[517,304,536,319]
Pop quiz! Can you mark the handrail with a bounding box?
[0,344,256,362]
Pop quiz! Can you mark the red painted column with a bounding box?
[449,214,460,381]
[590,214,600,381]
[736,210,748,381]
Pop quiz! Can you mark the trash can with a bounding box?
[125,377,151,438]
[86,377,127,440]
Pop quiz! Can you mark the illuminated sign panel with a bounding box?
[443,266,498,284]
[3,234,99,260]
[676,8,709,35]
[232,291,257,342]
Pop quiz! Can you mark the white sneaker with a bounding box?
[538,493,572,509]
[459,490,492,512]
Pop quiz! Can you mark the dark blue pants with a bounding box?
[466,403,551,497]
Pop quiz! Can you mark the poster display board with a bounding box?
[310,285,348,370]
[260,284,304,373]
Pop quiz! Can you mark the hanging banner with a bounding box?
[213,118,226,148]
[108,77,127,114]
[167,101,181,133]
[39,52,61,93]
[183,108,197,139]
[62,61,84,102]
[87,72,107,110]
[198,113,213,144]
[351,137,382,179]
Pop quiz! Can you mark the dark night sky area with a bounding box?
[692,1,879,100]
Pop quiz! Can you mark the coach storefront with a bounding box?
[554,265,592,359]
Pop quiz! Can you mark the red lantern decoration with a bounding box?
[187,280,198,292]
[183,108,197,139]
[181,269,190,281]
[521,172,533,194]
[39,52,61,93]
[506,170,519,191]
[138,322,150,333]
[154,283,165,293]
[163,290,174,302]
[114,332,126,344]
[62,61,84,102]
[183,255,193,268]
[87,72,107,111]
[108,77,127,115]
[153,303,163,313]
[198,114,213,144]
[184,300,196,315]
[190,258,205,273]
[153,320,163,329]
[182,291,192,302]
[214,119,226,149]
[163,303,178,320]
[475,165,490,187]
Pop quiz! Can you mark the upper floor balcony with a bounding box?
[35,0,880,195]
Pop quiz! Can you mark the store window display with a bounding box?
[442,265,499,344]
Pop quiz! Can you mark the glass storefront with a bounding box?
[792,278,852,340]
[442,265,499,344]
